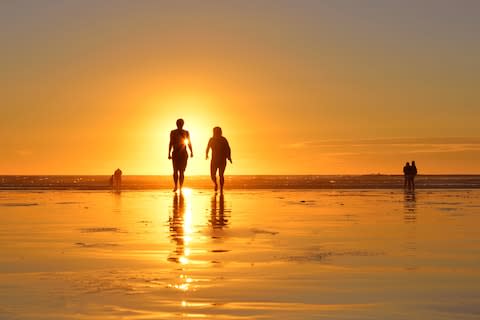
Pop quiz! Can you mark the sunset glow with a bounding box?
[1,1,479,175]
[3,3,480,320]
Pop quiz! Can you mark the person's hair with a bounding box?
[213,126,222,137]
[412,161,416,165]
[406,162,410,165]
[176,118,184,128]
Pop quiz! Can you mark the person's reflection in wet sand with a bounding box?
[403,190,417,270]
[168,193,185,263]
[403,189,417,222]
[167,192,195,292]
[112,191,122,214]
[210,194,229,232]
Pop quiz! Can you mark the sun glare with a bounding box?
[142,93,230,174]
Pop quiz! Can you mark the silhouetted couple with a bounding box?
[168,119,232,193]
[403,161,418,190]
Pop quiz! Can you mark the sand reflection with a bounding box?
[167,192,194,292]
[403,190,416,221]
[403,190,417,270]
[209,194,230,231]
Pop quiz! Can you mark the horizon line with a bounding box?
[2,173,480,177]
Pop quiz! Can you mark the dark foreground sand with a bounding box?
[0,189,479,319]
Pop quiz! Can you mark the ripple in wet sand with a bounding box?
[0,202,39,207]
[79,227,123,233]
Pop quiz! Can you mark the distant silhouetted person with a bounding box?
[410,161,418,189]
[112,168,122,191]
[206,126,231,194]
[168,119,193,192]
[403,162,411,189]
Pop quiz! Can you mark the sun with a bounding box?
[142,93,228,174]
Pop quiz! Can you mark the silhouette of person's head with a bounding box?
[412,161,416,166]
[405,162,410,166]
[213,126,222,138]
[176,118,184,129]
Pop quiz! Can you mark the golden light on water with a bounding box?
[179,256,189,265]
[182,188,193,197]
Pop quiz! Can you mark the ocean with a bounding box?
[1,175,480,190]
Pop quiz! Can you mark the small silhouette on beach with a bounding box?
[206,126,232,194]
[168,119,193,192]
[403,161,418,190]
[110,168,122,192]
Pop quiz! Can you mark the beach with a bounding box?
[1,188,479,319]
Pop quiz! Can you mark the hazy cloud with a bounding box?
[283,137,480,154]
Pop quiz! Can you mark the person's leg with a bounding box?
[210,161,218,191]
[411,177,415,190]
[173,160,179,191]
[179,170,185,190]
[177,154,188,191]
[219,162,226,194]
[173,169,178,192]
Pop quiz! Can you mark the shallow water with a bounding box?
[0,189,479,319]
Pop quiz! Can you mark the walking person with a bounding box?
[168,119,193,192]
[206,126,232,194]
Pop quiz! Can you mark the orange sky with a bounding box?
[1,1,480,174]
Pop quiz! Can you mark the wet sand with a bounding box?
[0,189,479,319]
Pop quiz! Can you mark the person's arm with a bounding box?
[206,138,212,160]
[226,138,232,163]
[168,131,173,159]
[187,131,193,157]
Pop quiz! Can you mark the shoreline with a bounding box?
[2,174,480,190]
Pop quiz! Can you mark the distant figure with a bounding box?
[168,119,193,192]
[206,126,232,194]
[112,168,122,191]
[410,161,418,189]
[403,162,411,189]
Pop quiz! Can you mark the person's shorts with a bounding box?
[172,152,188,171]
[211,158,227,170]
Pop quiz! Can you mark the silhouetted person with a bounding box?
[168,119,193,192]
[410,161,418,189]
[206,127,231,194]
[112,168,122,191]
[403,162,411,189]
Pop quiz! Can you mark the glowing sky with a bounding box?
[1,1,479,174]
